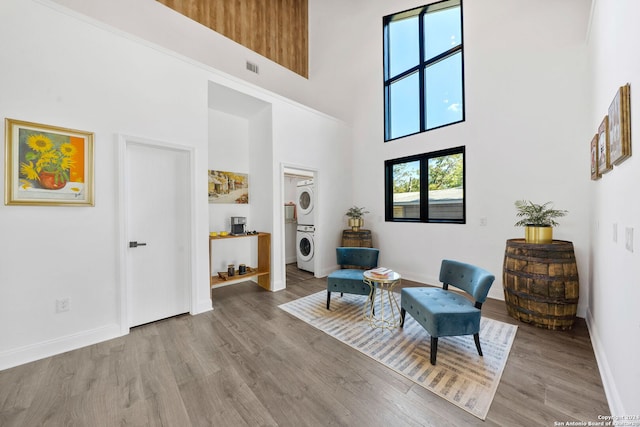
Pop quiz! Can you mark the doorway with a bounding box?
[119,136,193,330]
[282,166,316,285]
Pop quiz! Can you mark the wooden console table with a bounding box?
[209,232,271,290]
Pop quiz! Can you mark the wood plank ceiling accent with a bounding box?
[156,0,308,78]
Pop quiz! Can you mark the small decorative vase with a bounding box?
[39,171,67,190]
[348,218,364,231]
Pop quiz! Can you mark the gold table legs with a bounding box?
[363,277,401,330]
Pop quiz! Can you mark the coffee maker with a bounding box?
[230,216,247,236]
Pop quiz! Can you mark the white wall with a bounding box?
[46,0,316,113]
[0,0,352,368]
[587,0,640,415]
[271,103,353,288]
[0,0,211,368]
[310,0,592,305]
[207,109,255,275]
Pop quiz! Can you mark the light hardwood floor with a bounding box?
[0,265,609,426]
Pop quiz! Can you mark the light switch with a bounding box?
[613,223,618,243]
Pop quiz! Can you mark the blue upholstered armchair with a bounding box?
[400,259,495,365]
[326,247,379,310]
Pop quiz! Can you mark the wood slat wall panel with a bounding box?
[156,0,308,77]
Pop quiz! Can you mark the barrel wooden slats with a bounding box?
[342,229,372,248]
[503,239,579,330]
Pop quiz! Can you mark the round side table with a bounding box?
[363,270,402,330]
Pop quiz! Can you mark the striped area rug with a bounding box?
[278,290,517,420]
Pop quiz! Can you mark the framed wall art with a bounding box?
[208,170,248,204]
[4,118,94,206]
[590,133,600,180]
[608,83,632,166]
[597,115,612,175]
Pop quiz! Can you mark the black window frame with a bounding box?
[383,0,465,142]
[384,146,465,224]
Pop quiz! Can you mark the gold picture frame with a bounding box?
[597,115,612,175]
[590,133,600,180]
[4,118,94,206]
[608,83,632,166]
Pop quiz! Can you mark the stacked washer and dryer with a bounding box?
[296,179,315,273]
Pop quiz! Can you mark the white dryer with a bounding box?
[296,179,315,225]
[296,224,315,273]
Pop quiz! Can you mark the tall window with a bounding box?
[385,146,465,223]
[383,0,464,141]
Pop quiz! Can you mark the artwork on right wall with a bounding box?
[590,133,600,181]
[608,83,632,166]
[597,115,612,175]
[591,83,632,180]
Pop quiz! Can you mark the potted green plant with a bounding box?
[346,206,369,231]
[514,200,568,244]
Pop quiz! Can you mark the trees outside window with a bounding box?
[385,146,465,223]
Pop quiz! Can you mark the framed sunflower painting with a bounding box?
[4,118,94,206]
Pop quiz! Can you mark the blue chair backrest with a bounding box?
[336,247,379,269]
[439,259,495,303]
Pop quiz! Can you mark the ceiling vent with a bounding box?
[246,61,259,74]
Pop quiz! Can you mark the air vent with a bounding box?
[246,61,259,74]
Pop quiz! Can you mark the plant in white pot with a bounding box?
[345,206,369,231]
[514,200,568,244]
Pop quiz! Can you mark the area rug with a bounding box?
[278,291,517,420]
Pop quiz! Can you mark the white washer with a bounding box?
[296,225,315,273]
[296,179,315,225]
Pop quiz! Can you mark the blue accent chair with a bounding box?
[400,259,495,365]
[326,247,380,310]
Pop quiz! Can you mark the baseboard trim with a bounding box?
[271,278,285,292]
[286,256,297,264]
[0,323,123,371]
[586,308,623,414]
[194,299,213,314]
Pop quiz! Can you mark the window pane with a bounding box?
[383,1,464,142]
[388,15,419,78]
[424,52,463,129]
[389,72,420,139]
[423,5,462,61]
[428,153,463,220]
[392,161,420,219]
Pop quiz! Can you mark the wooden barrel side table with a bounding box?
[502,238,579,330]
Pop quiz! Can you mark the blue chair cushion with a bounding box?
[327,269,371,295]
[401,287,480,337]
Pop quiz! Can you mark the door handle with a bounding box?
[129,241,147,248]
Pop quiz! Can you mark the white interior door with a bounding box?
[126,141,191,327]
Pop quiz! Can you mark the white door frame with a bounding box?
[280,163,318,289]
[117,134,198,335]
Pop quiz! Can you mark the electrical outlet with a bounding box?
[56,298,70,313]
[625,227,634,253]
[480,217,487,226]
